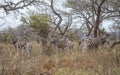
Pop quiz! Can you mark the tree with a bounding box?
[66,0,120,37]
[21,12,51,44]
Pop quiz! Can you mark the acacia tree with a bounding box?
[66,0,120,37]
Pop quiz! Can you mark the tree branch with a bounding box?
[50,0,62,35]
[0,0,37,14]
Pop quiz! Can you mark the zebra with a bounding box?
[78,35,107,53]
[51,36,73,51]
[64,37,74,50]
[106,39,120,49]
[105,33,120,49]
[12,37,32,56]
[50,37,65,51]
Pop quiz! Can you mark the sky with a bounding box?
[102,20,114,32]
[0,0,113,32]
[0,0,65,29]
[0,0,23,30]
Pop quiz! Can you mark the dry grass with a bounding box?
[0,42,120,75]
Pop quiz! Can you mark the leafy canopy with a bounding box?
[21,13,51,37]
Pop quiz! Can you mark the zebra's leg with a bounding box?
[17,45,23,56]
[26,48,30,57]
[26,43,32,57]
[14,44,17,52]
[68,46,72,54]
[21,45,25,55]
[69,46,71,51]
[82,41,87,53]
[93,47,97,52]
[16,46,19,56]
[68,45,73,53]
[28,46,32,57]
[60,48,63,52]
[93,44,97,51]
[58,47,64,52]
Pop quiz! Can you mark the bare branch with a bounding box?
[0,0,37,14]
[50,0,63,35]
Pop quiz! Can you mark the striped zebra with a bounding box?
[106,39,120,48]
[12,38,32,56]
[104,33,120,49]
[51,37,66,51]
[79,35,107,53]
[64,37,74,50]
[51,36,73,51]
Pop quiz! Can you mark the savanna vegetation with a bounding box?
[0,0,120,75]
[0,40,120,75]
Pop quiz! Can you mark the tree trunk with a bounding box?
[94,0,106,37]
[94,6,101,37]
[94,23,99,37]
[87,26,94,37]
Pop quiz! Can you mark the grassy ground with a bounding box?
[0,42,120,75]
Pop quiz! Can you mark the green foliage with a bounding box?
[1,31,12,43]
[65,0,74,7]
[21,13,51,38]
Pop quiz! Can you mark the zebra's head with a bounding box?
[106,39,120,49]
[105,33,118,49]
[106,40,115,48]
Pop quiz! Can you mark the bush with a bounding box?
[21,13,51,38]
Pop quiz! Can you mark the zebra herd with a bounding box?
[10,29,120,56]
[10,28,75,56]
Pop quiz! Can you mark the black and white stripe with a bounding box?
[105,33,120,49]
[12,37,32,56]
[51,36,73,51]
[106,39,120,48]
[79,36,107,53]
